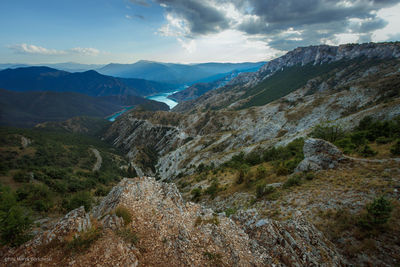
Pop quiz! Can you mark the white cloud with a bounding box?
[158,13,190,37]
[161,30,280,63]
[126,14,132,19]
[372,3,400,42]
[9,44,101,57]
[70,47,100,56]
[9,43,66,55]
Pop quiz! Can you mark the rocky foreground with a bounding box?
[3,176,346,266]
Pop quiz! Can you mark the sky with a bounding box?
[1,0,400,64]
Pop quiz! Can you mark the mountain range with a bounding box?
[97,60,265,84]
[0,66,175,97]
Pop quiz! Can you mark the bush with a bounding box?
[256,184,275,199]
[115,206,132,225]
[16,184,54,212]
[376,136,392,144]
[245,152,262,166]
[66,225,102,253]
[0,186,33,247]
[13,171,30,183]
[236,164,250,184]
[256,166,267,179]
[116,227,138,245]
[94,185,109,196]
[358,196,392,230]
[65,191,93,212]
[283,175,301,189]
[204,180,220,199]
[304,172,315,181]
[390,140,400,155]
[311,123,345,143]
[359,145,377,157]
[0,206,33,247]
[274,163,289,176]
[191,187,202,202]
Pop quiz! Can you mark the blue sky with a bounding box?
[1,0,400,64]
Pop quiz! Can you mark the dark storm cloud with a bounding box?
[155,0,400,50]
[155,0,230,35]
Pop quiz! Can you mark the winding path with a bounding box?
[90,148,102,172]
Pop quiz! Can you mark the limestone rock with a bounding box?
[295,138,346,172]
[3,177,347,266]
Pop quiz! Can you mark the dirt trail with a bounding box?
[90,148,102,171]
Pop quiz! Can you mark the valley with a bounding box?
[1,42,400,266]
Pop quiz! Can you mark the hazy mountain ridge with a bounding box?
[0,66,175,97]
[98,60,265,84]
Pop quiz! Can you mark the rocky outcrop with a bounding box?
[295,138,346,172]
[233,209,347,266]
[104,116,188,176]
[4,177,346,266]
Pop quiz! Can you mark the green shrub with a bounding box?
[224,208,237,217]
[358,196,393,230]
[359,145,377,157]
[0,187,33,247]
[256,166,267,179]
[304,172,315,181]
[236,164,250,184]
[283,175,301,189]
[390,139,400,155]
[204,180,220,199]
[245,152,262,166]
[66,225,102,253]
[274,164,289,176]
[116,227,138,245]
[376,136,392,144]
[256,184,276,199]
[13,171,30,183]
[94,185,110,196]
[65,191,93,212]
[115,206,132,225]
[191,187,202,202]
[16,184,54,212]
[311,124,345,143]
[350,131,367,147]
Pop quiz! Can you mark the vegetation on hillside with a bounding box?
[0,126,130,246]
[311,116,400,157]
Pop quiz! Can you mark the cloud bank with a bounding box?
[9,44,100,56]
[150,0,400,54]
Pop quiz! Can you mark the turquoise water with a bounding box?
[106,106,134,122]
[147,91,179,109]
[107,87,184,121]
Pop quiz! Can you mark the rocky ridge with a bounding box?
[2,177,346,266]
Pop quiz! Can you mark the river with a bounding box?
[106,88,183,122]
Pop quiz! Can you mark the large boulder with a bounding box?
[295,138,345,172]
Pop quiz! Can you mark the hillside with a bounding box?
[173,42,400,113]
[0,67,175,97]
[0,89,169,127]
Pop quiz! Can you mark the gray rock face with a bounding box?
[254,42,400,85]
[232,209,347,266]
[296,138,345,172]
